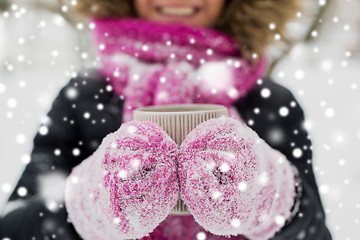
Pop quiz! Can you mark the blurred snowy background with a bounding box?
[0,0,359,239]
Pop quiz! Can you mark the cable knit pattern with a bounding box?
[92,18,266,122]
[65,122,179,239]
[65,117,295,240]
[179,117,295,239]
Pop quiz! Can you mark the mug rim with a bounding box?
[133,104,227,115]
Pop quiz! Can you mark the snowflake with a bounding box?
[220,162,230,172]
[117,170,128,179]
[231,218,241,228]
[21,154,31,164]
[72,148,81,156]
[16,134,26,144]
[319,184,330,195]
[279,106,289,117]
[212,191,222,200]
[292,148,303,158]
[260,88,271,98]
[54,149,61,156]
[7,98,17,108]
[325,108,335,118]
[238,181,247,192]
[83,112,90,119]
[196,232,206,240]
[17,186,27,197]
[39,125,49,135]
[2,183,12,193]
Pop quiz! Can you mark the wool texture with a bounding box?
[65,117,295,240]
[92,18,266,122]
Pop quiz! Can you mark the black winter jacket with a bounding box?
[0,70,332,240]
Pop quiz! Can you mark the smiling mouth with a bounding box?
[156,6,201,17]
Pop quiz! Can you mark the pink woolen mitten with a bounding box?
[65,121,179,240]
[179,116,295,240]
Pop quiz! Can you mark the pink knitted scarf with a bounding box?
[92,18,266,121]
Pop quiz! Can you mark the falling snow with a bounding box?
[220,162,230,172]
[54,149,61,156]
[17,186,27,197]
[238,182,247,192]
[65,87,78,100]
[0,1,360,239]
[7,98,17,108]
[39,125,49,135]
[279,106,289,117]
[211,191,222,200]
[275,215,286,226]
[16,134,26,144]
[2,183,12,193]
[292,148,303,158]
[231,218,241,228]
[260,88,271,98]
[325,107,335,118]
[196,232,206,240]
[83,112,90,119]
[21,154,31,164]
[0,83,6,93]
[72,148,80,156]
[117,169,127,179]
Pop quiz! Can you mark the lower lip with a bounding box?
[155,7,200,24]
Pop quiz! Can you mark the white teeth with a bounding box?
[161,7,195,16]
